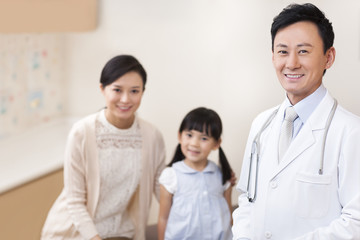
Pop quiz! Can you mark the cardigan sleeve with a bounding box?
[63,121,98,239]
[152,126,166,201]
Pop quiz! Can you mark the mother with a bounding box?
[41,55,166,240]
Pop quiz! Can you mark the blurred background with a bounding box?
[0,0,359,238]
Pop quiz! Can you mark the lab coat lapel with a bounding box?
[277,123,315,171]
[270,92,335,179]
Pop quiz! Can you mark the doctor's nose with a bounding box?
[286,53,300,70]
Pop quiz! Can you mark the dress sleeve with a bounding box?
[159,167,177,194]
[223,180,231,191]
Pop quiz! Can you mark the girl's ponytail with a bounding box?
[167,144,185,167]
[219,146,232,184]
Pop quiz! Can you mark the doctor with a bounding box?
[232,3,360,240]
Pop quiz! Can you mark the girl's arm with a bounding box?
[224,185,233,225]
[158,185,173,240]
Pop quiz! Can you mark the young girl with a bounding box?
[158,107,233,240]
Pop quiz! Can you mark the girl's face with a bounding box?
[101,71,144,129]
[178,129,220,169]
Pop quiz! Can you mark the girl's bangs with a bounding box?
[183,120,212,136]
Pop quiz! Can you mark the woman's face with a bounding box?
[101,71,144,129]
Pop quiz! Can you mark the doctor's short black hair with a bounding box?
[271,3,334,54]
[100,55,147,90]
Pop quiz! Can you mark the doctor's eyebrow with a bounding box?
[275,43,288,48]
[297,43,313,48]
[275,43,314,48]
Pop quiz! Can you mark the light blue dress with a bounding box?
[160,160,232,240]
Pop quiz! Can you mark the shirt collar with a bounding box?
[100,109,138,132]
[175,160,217,174]
[284,84,327,124]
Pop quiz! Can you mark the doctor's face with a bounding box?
[272,21,335,105]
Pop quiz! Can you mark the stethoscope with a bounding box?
[246,99,338,202]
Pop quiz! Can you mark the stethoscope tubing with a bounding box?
[319,99,337,174]
[247,108,278,202]
[247,99,338,202]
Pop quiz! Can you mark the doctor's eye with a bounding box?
[278,50,288,55]
[298,49,309,54]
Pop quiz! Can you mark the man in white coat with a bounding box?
[232,3,360,240]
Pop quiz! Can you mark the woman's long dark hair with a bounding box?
[168,107,232,184]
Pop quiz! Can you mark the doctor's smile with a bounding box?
[284,74,304,79]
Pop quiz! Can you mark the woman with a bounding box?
[41,55,166,240]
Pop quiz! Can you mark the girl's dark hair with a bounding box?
[168,107,232,184]
[100,55,147,90]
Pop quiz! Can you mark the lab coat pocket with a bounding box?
[294,172,331,219]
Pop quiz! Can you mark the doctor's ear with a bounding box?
[325,47,336,69]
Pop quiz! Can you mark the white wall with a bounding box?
[64,0,360,222]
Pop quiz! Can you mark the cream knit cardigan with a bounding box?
[41,112,166,240]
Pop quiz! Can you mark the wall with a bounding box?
[63,0,360,208]
[0,34,65,139]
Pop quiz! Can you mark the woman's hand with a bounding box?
[230,171,237,187]
[91,235,102,240]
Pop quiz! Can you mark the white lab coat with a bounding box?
[233,91,360,240]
